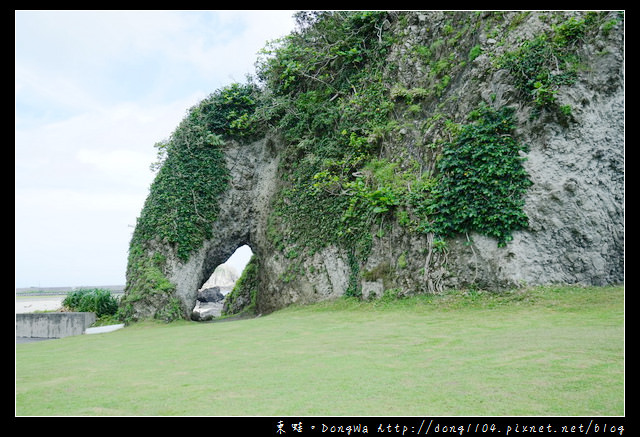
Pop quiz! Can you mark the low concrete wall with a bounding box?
[16,312,96,339]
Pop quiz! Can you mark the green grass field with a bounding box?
[15,285,624,416]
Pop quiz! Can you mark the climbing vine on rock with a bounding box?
[425,104,532,246]
[133,100,230,262]
[136,83,260,263]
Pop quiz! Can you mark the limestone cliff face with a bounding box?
[431,13,625,290]
[123,11,624,321]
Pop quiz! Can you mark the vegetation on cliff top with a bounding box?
[256,11,534,275]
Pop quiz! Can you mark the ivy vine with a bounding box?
[425,104,532,246]
[133,99,230,262]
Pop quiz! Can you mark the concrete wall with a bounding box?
[16,312,96,339]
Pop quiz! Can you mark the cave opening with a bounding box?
[200,244,253,293]
[191,244,253,321]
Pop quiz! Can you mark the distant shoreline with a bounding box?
[15,285,125,296]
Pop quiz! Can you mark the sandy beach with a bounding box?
[15,295,66,314]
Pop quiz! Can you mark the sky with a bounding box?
[15,10,298,288]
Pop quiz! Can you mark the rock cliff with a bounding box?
[121,11,624,322]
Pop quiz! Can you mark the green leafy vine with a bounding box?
[425,104,532,246]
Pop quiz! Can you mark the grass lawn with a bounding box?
[15,285,624,416]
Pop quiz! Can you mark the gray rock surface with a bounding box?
[191,301,224,321]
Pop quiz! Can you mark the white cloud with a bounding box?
[15,10,297,288]
[16,187,144,213]
[16,10,297,111]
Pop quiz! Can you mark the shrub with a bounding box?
[63,288,119,318]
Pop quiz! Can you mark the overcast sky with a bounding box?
[15,10,297,288]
